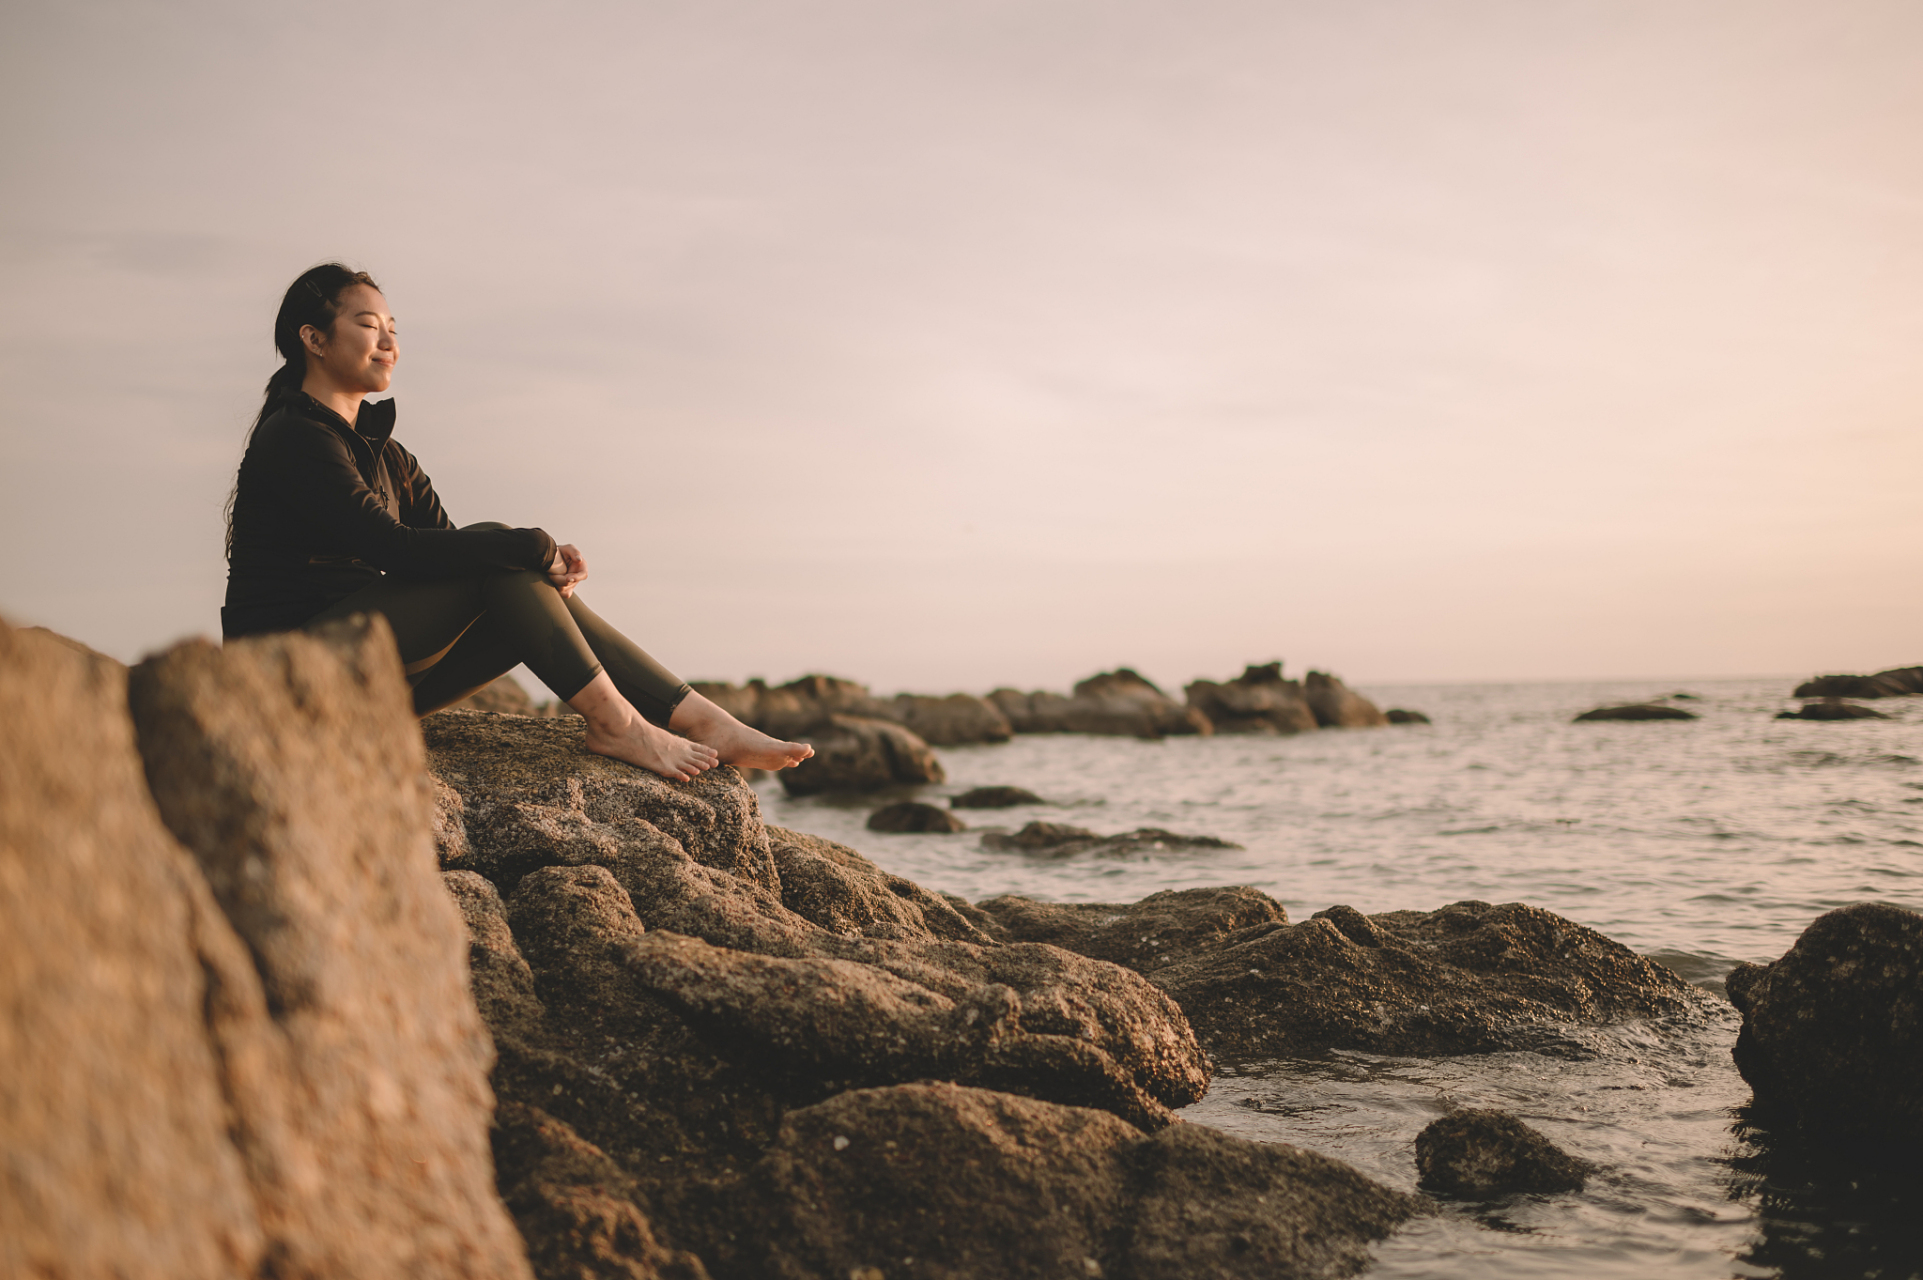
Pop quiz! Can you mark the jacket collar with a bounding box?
[296,392,397,446]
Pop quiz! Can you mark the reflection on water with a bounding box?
[759,676,1923,1276]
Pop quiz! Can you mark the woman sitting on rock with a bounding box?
[221,263,812,782]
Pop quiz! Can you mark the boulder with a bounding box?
[780,714,946,795]
[1775,700,1889,721]
[1303,670,1390,728]
[1725,902,1923,1148]
[128,616,533,1280]
[866,801,967,833]
[951,784,1047,809]
[1385,708,1431,724]
[1184,663,1319,734]
[889,692,1013,744]
[1793,666,1923,699]
[1572,703,1698,722]
[981,821,1244,859]
[736,1082,1426,1280]
[979,892,1711,1060]
[1414,1109,1588,1198]
[986,670,1209,738]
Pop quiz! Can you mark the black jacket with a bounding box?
[221,394,555,638]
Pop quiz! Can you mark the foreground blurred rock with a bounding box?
[1,618,530,1280]
[977,888,1712,1059]
[1725,902,1923,1151]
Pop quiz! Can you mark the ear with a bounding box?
[299,323,326,356]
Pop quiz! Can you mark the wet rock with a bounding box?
[989,891,1710,1059]
[1303,670,1389,728]
[889,691,1014,744]
[987,669,1209,738]
[1414,1109,1588,1197]
[0,621,268,1279]
[128,616,533,1279]
[1726,902,1923,1149]
[1793,666,1923,699]
[866,800,968,833]
[1385,708,1432,724]
[1573,703,1698,722]
[1184,662,1320,734]
[737,1082,1424,1280]
[1775,700,1889,721]
[981,820,1244,859]
[781,714,946,796]
[952,784,1047,809]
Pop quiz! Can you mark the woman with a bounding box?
[223,263,812,782]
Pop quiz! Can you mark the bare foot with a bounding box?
[671,692,817,770]
[570,672,719,782]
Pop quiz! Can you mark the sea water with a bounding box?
[758,677,1923,1279]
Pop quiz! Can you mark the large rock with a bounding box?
[988,669,1209,738]
[1572,703,1698,722]
[1793,666,1923,699]
[0,623,266,1279]
[736,1082,1426,1280]
[1725,902,1923,1149]
[1302,670,1389,728]
[128,618,532,1280]
[782,714,946,796]
[1184,663,1320,734]
[1414,1110,1588,1198]
[1775,700,1889,721]
[889,691,1014,744]
[979,891,1711,1059]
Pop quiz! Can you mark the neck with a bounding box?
[300,371,365,426]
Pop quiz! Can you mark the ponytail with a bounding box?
[224,263,381,561]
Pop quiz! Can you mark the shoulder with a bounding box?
[248,403,356,469]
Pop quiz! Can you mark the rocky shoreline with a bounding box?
[5,617,1920,1278]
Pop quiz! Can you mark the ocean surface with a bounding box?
[758,676,1923,1279]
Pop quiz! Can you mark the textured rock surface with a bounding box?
[982,891,1710,1059]
[1414,1109,1589,1198]
[738,1082,1425,1280]
[1572,703,1698,722]
[951,784,1047,809]
[1303,670,1390,728]
[1184,663,1320,734]
[980,821,1243,860]
[1726,902,1923,1148]
[129,618,533,1280]
[866,800,968,832]
[0,622,265,1279]
[781,713,946,795]
[1775,700,1889,721]
[1793,666,1923,699]
[988,668,1209,738]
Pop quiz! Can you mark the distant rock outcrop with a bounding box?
[1793,666,1923,699]
[1725,902,1923,1150]
[989,668,1209,738]
[780,714,946,796]
[866,800,967,833]
[692,675,1010,745]
[889,692,1014,744]
[952,784,1047,809]
[1304,670,1390,728]
[1775,700,1889,721]
[1386,708,1432,724]
[1184,662,1320,734]
[1573,703,1698,722]
[1414,1110,1589,1198]
[980,821,1244,859]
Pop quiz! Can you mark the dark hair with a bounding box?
[224,263,381,560]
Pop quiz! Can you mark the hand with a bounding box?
[547,543,588,599]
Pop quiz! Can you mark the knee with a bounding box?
[462,520,513,532]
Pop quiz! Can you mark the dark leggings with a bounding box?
[306,523,692,723]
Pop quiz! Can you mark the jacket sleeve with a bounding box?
[262,418,556,579]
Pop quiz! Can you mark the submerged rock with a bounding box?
[1385,708,1432,724]
[1725,902,1923,1149]
[1184,662,1320,734]
[980,821,1244,859]
[1793,666,1923,699]
[1775,700,1889,721]
[979,891,1710,1059]
[952,784,1047,809]
[1573,703,1698,722]
[780,713,946,795]
[1414,1109,1589,1198]
[866,801,967,833]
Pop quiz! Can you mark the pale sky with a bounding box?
[2,1,1918,695]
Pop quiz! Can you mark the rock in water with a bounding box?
[866,801,968,832]
[1414,1110,1588,1197]
[1793,666,1923,699]
[128,616,532,1280]
[1184,662,1320,734]
[1385,708,1432,724]
[1572,703,1699,722]
[737,1082,1425,1280]
[781,713,946,795]
[981,821,1243,859]
[1775,700,1889,721]
[1303,670,1390,728]
[987,669,1209,738]
[0,621,266,1279]
[1725,902,1923,1149]
[952,784,1047,809]
[890,691,1014,744]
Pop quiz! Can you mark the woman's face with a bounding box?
[303,284,397,394]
